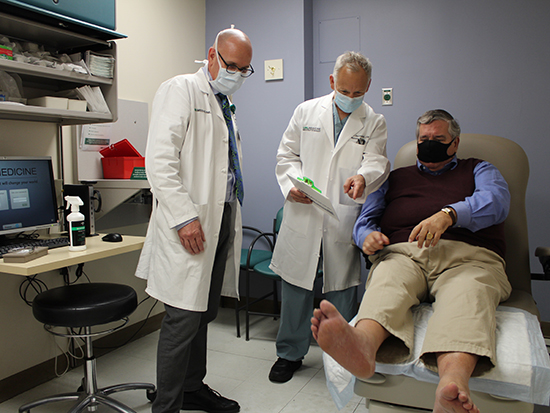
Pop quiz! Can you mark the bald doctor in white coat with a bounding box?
[136,28,252,413]
[268,52,390,383]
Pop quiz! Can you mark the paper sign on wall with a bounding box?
[80,124,113,151]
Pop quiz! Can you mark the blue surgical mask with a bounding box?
[211,69,245,96]
[334,91,363,114]
[209,36,246,96]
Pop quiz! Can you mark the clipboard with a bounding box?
[288,174,339,220]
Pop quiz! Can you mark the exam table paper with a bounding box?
[323,304,550,409]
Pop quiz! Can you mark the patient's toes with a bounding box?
[319,299,339,316]
[434,382,477,413]
[312,307,324,320]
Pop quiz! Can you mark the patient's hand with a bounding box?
[409,211,454,248]
[362,231,390,255]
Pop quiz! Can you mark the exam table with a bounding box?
[325,134,550,412]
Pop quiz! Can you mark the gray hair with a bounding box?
[333,51,372,82]
[416,109,461,140]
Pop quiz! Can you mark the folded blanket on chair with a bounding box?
[323,304,550,410]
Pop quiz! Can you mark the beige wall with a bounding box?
[117,0,206,116]
[0,0,205,382]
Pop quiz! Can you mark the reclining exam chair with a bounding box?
[353,134,543,412]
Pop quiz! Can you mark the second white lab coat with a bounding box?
[270,92,390,292]
[135,69,242,311]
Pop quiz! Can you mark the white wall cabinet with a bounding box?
[0,10,124,125]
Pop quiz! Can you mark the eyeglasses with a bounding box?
[218,52,254,78]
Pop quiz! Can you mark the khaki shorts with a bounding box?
[356,239,512,375]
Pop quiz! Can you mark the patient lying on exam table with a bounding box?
[312,109,517,413]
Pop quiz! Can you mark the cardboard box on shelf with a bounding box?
[28,97,68,110]
[68,99,87,112]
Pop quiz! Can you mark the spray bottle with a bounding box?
[65,196,86,251]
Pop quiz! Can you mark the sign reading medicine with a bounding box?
[0,157,59,237]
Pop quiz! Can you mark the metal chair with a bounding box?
[235,226,273,338]
[236,208,284,340]
[19,283,156,413]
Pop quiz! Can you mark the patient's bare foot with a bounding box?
[434,352,479,413]
[434,381,479,413]
[311,300,377,379]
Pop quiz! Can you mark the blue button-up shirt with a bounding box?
[353,156,510,248]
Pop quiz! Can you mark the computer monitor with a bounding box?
[0,156,60,240]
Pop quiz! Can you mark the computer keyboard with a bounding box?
[0,237,70,258]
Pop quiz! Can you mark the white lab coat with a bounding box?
[270,92,390,292]
[135,68,242,311]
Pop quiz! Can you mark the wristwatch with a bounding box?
[441,207,457,226]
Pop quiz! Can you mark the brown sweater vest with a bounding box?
[379,158,506,258]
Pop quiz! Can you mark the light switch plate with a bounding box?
[265,59,284,81]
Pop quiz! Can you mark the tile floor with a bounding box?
[3,306,549,413]
[1,307,366,413]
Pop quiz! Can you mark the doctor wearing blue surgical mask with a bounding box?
[136,27,253,413]
[208,30,252,96]
[331,67,371,121]
[268,52,390,383]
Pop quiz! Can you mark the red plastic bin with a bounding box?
[100,139,146,179]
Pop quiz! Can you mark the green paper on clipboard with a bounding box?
[288,174,339,221]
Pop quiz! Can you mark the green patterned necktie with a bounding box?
[218,94,244,205]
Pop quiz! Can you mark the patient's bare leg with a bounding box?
[311,299,389,379]
[434,352,480,413]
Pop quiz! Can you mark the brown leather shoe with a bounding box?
[182,383,240,413]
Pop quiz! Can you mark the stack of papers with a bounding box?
[85,50,115,79]
[75,85,111,114]
[287,174,339,220]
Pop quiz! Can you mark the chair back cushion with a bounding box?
[274,207,284,234]
[394,134,531,295]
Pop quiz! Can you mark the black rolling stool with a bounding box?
[19,283,156,413]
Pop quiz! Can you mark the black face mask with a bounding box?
[417,138,455,163]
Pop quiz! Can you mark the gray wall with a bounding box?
[206,0,310,232]
[206,0,550,320]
